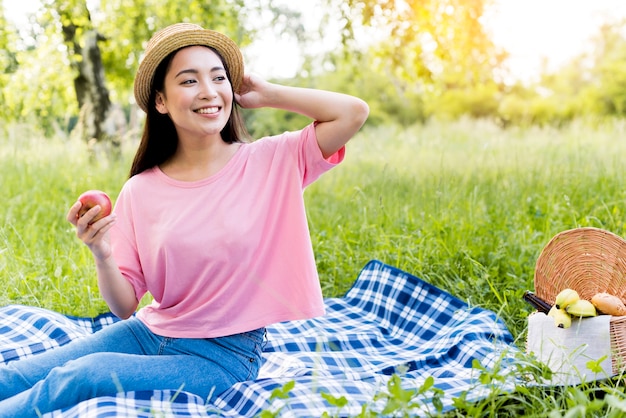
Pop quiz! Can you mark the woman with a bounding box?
[0,22,368,416]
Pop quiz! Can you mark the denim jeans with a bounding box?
[0,317,265,417]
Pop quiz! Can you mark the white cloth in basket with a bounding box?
[527,313,612,385]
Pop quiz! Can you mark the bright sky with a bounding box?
[485,0,626,82]
[4,0,626,81]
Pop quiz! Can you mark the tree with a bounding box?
[4,0,298,141]
[40,0,122,150]
[39,0,298,140]
[2,15,77,136]
[338,0,506,83]
[523,18,626,124]
[319,0,507,123]
[0,1,19,126]
[587,20,626,117]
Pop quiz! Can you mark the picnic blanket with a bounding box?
[0,260,520,417]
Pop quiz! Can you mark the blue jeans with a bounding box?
[0,317,265,417]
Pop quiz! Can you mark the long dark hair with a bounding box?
[129,46,249,177]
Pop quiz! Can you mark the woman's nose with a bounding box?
[199,80,218,99]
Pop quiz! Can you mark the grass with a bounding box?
[3,118,626,415]
[310,118,626,337]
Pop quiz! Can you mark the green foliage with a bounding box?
[95,0,251,105]
[252,350,626,417]
[307,51,427,127]
[4,36,79,136]
[0,3,23,129]
[584,21,626,117]
[0,2,18,90]
[2,0,83,135]
[498,90,577,128]
[5,1,626,134]
[333,0,504,87]
[501,18,626,127]
[0,0,265,134]
[243,107,311,139]
[371,374,444,416]
[426,83,500,120]
[255,380,296,417]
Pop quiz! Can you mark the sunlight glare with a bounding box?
[485,0,626,82]
[5,0,626,82]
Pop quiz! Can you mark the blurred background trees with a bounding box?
[1,0,626,144]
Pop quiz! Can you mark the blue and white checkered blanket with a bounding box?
[0,260,520,417]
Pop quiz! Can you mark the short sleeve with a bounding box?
[110,181,148,301]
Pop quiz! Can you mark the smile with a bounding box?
[195,107,219,114]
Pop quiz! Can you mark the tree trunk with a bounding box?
[61,21,124,156]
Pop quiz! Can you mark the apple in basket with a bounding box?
[77,190,112,223]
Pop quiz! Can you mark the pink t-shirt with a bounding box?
[110,124,344,338]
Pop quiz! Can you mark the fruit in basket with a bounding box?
[565,299,597,317]
[554,288,580,310]
[548,305,572,329]
[591,292,626,316]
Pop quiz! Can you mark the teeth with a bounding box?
[195,107,218,114]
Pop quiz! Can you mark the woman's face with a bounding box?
[155,46,233,140]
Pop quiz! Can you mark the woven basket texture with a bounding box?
[534,227,626,373]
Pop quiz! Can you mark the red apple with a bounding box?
[77,190,112,223]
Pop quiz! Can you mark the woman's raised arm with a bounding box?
[236,74,369,158]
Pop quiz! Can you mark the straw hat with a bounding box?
[133,23,244,113]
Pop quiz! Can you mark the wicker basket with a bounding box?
[534,227,626,374]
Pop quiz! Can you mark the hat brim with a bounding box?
[134,26,243,113]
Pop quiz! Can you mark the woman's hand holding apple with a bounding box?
[77,190,112,223]
[67,190,116,261]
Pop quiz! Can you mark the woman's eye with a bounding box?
[181,79,196,85]
[214,75,226,82]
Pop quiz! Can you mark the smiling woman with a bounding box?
[0,21,369,417]
[153,45,237,168]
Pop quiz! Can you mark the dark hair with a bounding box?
[129,46,249,177]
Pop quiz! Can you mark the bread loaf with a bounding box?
[591,292,626,316]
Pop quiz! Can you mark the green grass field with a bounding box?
[3,118,626,415]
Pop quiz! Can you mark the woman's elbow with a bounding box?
[352,98,370,129]
[116,310,135,320]
[109,298,139,320]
